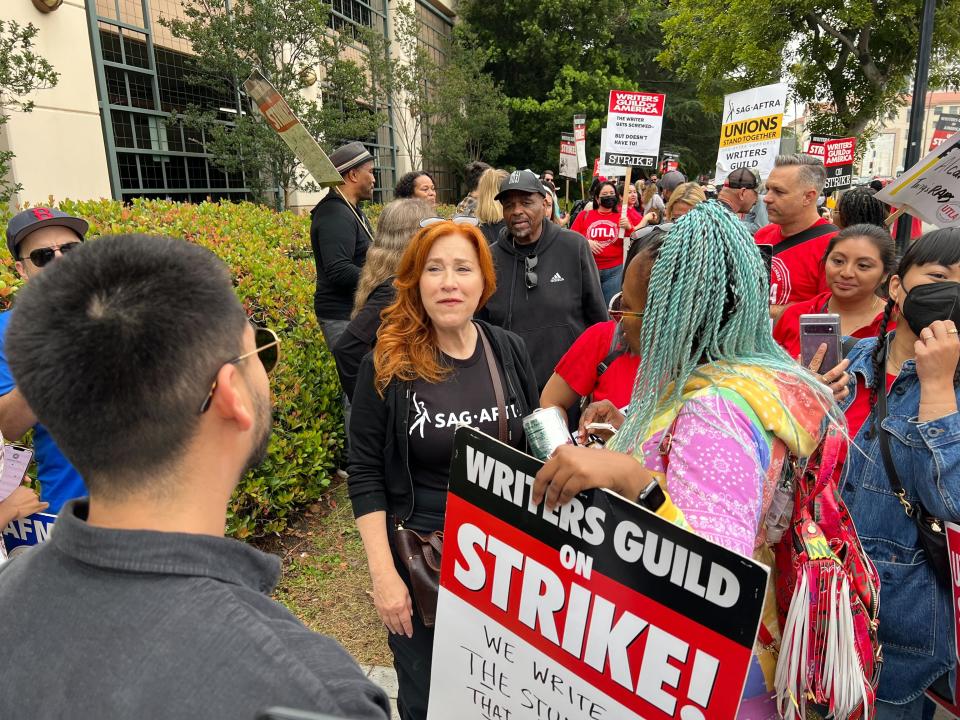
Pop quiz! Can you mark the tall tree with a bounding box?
[457,0,721,180]
[163,0,392,209]
[0,21,59,205]
[659,0,960,138]
[421,36,510,181]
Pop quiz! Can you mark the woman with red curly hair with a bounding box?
[347,219,539,719]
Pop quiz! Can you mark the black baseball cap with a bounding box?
[6,207,88,259]
[658,170,686,193]
[725,167,760,190]
[495,170,547,201]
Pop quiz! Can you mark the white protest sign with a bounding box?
[559,133,579,180]
[574,115,588,169]
[428,427,769,720]
[242,69,343,187]
[715,82,788,183]
[598,128,626,178]
[876,132,960,227]
[600,90,665,170]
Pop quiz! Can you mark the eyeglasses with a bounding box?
[419,215,480,228]
[524,255,538,289]
[609,309,644,322]
[21,242,82,267]
[199,326,281,414]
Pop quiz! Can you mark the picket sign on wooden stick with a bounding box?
[620,166,633,264]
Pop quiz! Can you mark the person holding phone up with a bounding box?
[774,224,897,361]
[837,229,960,718]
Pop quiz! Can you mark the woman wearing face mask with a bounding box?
[774,224,897,360]
[571,180,652,304]
[839,228,960,718]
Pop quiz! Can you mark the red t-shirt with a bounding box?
[845,374,897,442]
[755,218,838,305]
[772,290,895,359]
[571,207,643,270]
[554,321,640,409]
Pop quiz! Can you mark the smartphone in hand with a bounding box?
[799,313,841,370]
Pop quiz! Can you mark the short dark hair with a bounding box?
[464,161,491,193]
[5,234,248,497]
[836,187,887,228]
[395,171,433,199]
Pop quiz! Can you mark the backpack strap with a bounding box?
[596,323,626,379]
[771,223,838,256]
[841,335,861,358]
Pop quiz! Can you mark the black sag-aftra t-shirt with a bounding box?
[406,336,524,527]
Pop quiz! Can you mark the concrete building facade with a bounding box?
[1,0,456,211]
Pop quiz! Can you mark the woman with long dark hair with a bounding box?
[570,180,649,303]
[839,229,960,718]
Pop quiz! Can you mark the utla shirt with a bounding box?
[755,218,837,305]
[571,207,642,270]
[554,321,639,409]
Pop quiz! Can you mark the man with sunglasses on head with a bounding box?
[0,234,390,720]
[479,170,607,390]
[0,208,88,515]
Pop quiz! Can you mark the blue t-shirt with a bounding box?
[0,310,86,512]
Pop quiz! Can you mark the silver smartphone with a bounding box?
[799,313,841,369]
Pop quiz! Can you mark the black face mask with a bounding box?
[599,196,618,209]
[901,281,960,336]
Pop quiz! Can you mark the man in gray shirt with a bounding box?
[0,234,389,720]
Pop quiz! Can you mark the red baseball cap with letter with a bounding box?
[5,207,89,259]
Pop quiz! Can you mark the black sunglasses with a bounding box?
[525,255,538,289]
[199,326,280,414]
[22,241,83,267]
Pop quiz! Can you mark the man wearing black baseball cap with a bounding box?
[479,170,607,390]
[717,167,761,215]
[0,207,89,513]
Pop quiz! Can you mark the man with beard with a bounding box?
[480,170,607,389]
[0,235,389,720]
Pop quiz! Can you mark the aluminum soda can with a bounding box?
[522,407,574,461]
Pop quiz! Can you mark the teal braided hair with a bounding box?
[608,200,842,455]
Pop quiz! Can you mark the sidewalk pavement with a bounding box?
[361,665,399,720]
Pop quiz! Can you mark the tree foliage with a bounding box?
[420,35,510,181]
[659,0,960,138]
[457,0,721,180]
[0,21,59,205]
[163,0,392,209]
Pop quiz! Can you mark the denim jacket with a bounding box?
[840,336,959,704]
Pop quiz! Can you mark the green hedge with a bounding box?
[1,199,340,538]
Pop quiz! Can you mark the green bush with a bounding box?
[1,198,342,538]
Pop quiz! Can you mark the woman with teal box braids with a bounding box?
[532,201,846,718]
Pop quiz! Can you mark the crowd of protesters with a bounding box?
[0,140,957,720]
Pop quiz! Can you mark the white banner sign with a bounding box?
[559,133,579,180]
[876,132,960,227]
[574,115,588,169]
[600,90,665,169]
[715,82,788,184]
[242,69,343,187]
[598,129,626,178]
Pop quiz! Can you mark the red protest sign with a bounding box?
[824,137,856,167]
[607,91,665,116]
[427,427,768,720]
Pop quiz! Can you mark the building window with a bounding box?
[88,1,250,203]
[415,0,454,201]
